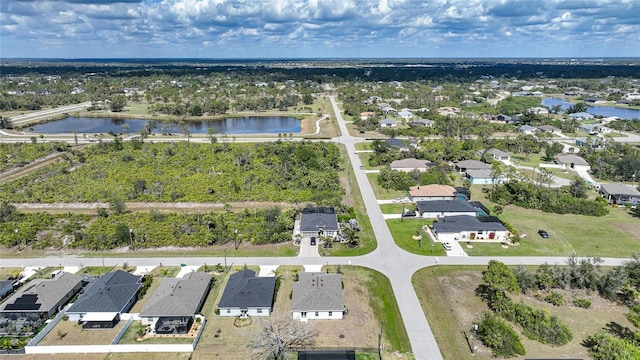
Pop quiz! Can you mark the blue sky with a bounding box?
[1,0,639,59]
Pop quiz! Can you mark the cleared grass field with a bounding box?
[367,173,408,200]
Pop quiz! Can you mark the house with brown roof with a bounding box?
[360,111,375,121]
[409,184,457,202]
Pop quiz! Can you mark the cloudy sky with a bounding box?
[1,0,639,59]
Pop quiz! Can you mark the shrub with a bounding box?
[545,291,565,306]
[586,331,640,360]
[627,305,640,328]
[477,312,526,357]
[573,298,592,309]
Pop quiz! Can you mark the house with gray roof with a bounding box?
[299,207,339,238]
[378,118,397,128]
[518,124,537,135]
[416,200,478,218]
[454,160,492,173]
[599,183,640,206]
[217,269,275,318]
[384,138,408,151]
[569,112,594,120]
[66,270,142,328]
[140,271,212,334]
[292,273,345,322]
[0,272,84,336]
[555,154,590,171]
[431,215,507,243]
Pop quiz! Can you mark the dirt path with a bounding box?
[14,201,296,214]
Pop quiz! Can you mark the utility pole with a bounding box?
[472,322,479,354]
[378,320,384,360]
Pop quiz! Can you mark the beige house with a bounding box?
[390,158,431,172]
[409,184,457,202]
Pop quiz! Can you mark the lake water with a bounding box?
[541,98,640,120]
[29,116,301,134]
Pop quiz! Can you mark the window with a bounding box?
[301,312,307,317]
[226,309,231,314]
[328,312,333,316]
[257,309,262,314]
[477,230,483,235]
[148,317,153,322]
[315,312,319,317]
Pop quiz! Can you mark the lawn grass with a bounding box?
[379,203,415,214]
[123,102,151,116]
[79,265,136,276]
[466,185,640,257]
[354,142,371,151]
[386,219,446,256]
[509,153,543,168]
[149,266,181,278]
[367,173,408,200]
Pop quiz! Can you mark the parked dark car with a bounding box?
[538,230,549,239]
[310,237,317,245]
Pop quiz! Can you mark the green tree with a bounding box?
[110,95,127,112]
[569,177,588,198]
[483,260,521,294]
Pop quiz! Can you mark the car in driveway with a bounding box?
[310,237,317,245]
[538,230,549,239]
[442,242,452,251]
[402,211,416,217]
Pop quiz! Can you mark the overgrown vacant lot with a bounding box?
[0,141,344,204]
[413,266,635,360]
[0,142,71,172]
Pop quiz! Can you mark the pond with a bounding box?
[542,98,640,120]
[29,116,301,134]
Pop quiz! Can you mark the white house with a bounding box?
[431,215,507,243]
[466,169,505,185]
[555,154,590,172]
[378,118,397,128]
[217,269,275,318]
[390,158,431,172]
[409,184,457,202]
[292,273,345,322]
[518,124,537,135]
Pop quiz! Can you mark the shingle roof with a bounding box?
[466,169,496,179]
[432,215,506,233]
[455,160,492,170]
[385,138,405,148]
[409,184,457,198]
[1,272,83,314]
[488,148,509,158]
[300,208,339,232]
[416,200,476,213]
[292,273,344,312]
[217,270,275,309]
[67,270,141,314]
[519,124,537,131]
[140,272,212,317]
[600,183,640,197]
[556,154,590,166]
[390,158,430,170]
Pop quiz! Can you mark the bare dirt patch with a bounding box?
[414,266,636,360]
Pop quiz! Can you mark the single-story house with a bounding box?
[0,281,13,300]
[569,112,594,120]
[465,169,505,185]
[555,154,590,171]
[360,111,375,121]
[397,109,413,120]
[0,273,84,336]
[537,125,561,134]
[299,207,339,238]
[431,215,507,243]
[599,183,640,206]
[385,138,408,151]
[437,107,460,116]
[217,269,276,318]
[390,158,431,172]
[378,118,397,128]
[518,124,537,135]
[140,271,212,334]
[292,273,345,322]
[478,148,510,162]
[416,200,477,218]
[454,160,492,173]
[409,184,457,202]
[66,270,142,329]
[579,124,611,134]
[408,119,433,127]
[528,106,549,115]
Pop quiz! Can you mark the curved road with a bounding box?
[0,98,634,359]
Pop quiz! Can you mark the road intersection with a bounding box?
[0,98,634,359]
